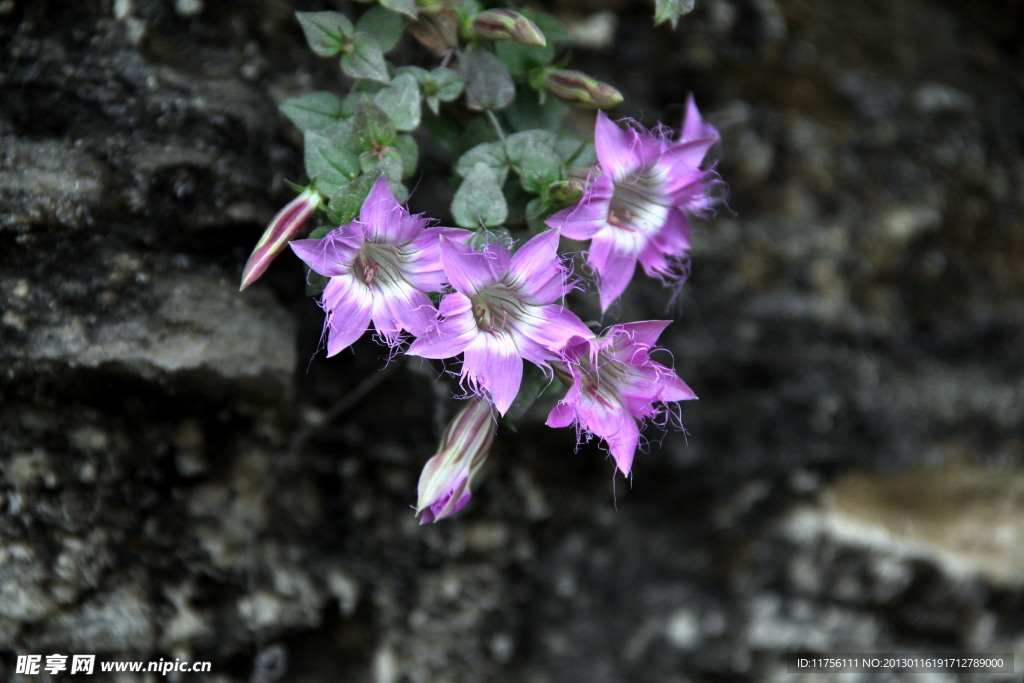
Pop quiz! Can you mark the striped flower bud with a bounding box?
[240,188,321,291]
[415,397,496,524]
[470,9,546,47]
[539,69,623,110]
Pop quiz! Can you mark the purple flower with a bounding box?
[416,396,496,524]
[546,96,722,311]
[290,176,470,355]
[407,230,593,415]
[240,188,321,291]
[547,320,696,476]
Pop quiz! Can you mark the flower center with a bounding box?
[607,166,670,234]
[352,243,404,286]
[579,359,621,411]
[470,285,521,334]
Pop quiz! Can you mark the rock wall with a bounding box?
[1,0,1022,681]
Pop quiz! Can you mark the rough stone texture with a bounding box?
[1,0,1023,682]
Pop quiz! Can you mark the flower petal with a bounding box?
[321,275,373,356]
[595,111,642,182]
[607,320,672,356]
[588,229,639,311]
[637,209,691,280]
[370,279,437,340]
[601,410,640,475]
[545,174,613,241]
[404,227,475,292]
[357,175,409,243]
[682,94,719,143]
[440,236,510,297]
[517,304,593,355]
[508,229,570,304]
[462,331,523,415]
[407,292,478,359]
[546,400,576,429]
[664,138,717,173]
[290,225,363,277]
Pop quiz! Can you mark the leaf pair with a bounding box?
[297,10,396,84]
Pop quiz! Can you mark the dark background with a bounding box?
[1,0,1023,680]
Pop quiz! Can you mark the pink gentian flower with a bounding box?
[546,96,722,311]
[547,320,696,476]
[290,176,470,355]
[407,230,592,415]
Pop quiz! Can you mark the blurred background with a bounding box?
[1,0,1023,681]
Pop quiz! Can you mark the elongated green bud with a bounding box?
[416,397,496,523]
[471,9,546,47]
[539,69,623,110]
[239,188,321,291]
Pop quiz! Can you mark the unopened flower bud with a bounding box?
[408,4,460,57]
[539,69,623,110]
[548,180,585,208]
[416,397,496,524]
[240,188,321,291]
[471,9,546,47]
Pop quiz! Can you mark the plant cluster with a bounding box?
[240,0,723,522]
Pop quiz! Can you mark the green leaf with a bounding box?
[504,130,558,162]
[395,65,429,83]
[340,81,387,118]
[466,226,513,249]
[352,96,396,150]
[341,33,391,84]
[504,131,564,193]
[327,171,408,224]
[654,0,695,28]
[455,141,508,178]
[554,136,595,166]
[393,135,419,178]
[296,11,354,57]
[355,5,405,53]
[461,44,515,111]
[359,148,403,181]
[304,122,361,196]
[421,66,464,114]
[379,0,418,19]
[326,172,380,225]
[525,197,555,233]
[451,162,508,228]
[432,67,465,101]
[503,87,569,132]
[279,91,344,132]
[515,137,563,193]
[373,73,421,131]
[307,225,333,240]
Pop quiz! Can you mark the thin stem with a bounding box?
[486,109,506,142]
[244,357,405,656]
[287,355,406,459]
